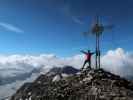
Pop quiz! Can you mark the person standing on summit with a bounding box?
[81,50,95,70]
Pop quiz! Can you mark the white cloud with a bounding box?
[0,22,24,33]
[101,48,133,76]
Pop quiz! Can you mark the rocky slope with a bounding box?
[11,68,133,100]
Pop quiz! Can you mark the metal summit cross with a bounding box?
[83,16,113,69]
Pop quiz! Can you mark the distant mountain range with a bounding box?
[47,66,79,75]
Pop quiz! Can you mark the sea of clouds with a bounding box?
[0,48,132,77]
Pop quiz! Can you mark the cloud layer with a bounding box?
[101,48,133,77]
[0,54,83,78]
[0,48,132,78]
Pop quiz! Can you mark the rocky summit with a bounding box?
[10,68,133,100]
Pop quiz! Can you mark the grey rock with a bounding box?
[10,68,133,100]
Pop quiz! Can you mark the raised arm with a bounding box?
[80,50,87,54]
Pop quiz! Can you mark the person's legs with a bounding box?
[82,60,87,70]
[87,60,91,69]
[89,60,91,68]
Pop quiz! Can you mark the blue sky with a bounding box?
[0,0,132,56]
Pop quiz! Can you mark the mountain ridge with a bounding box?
[11,67,133,100]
